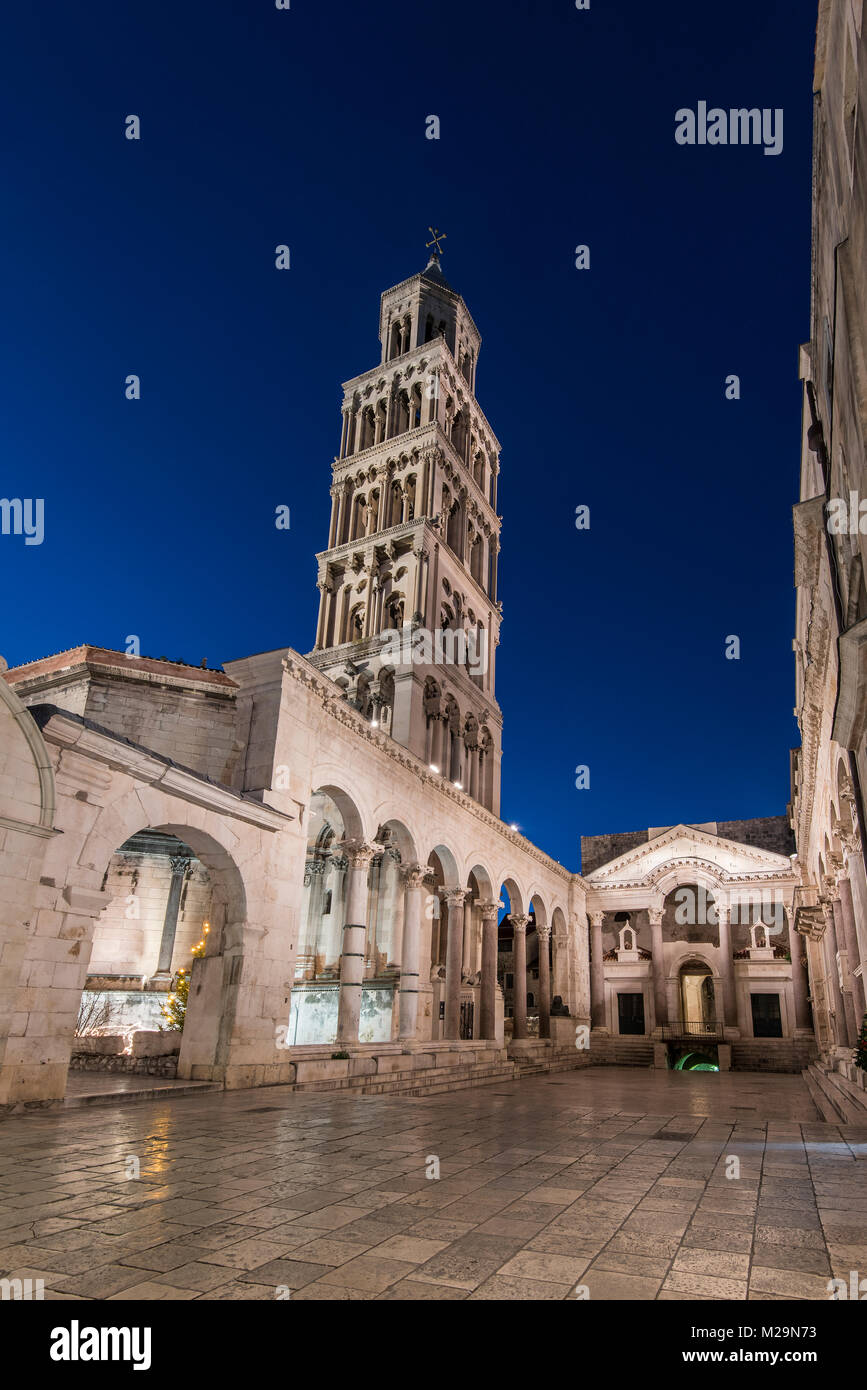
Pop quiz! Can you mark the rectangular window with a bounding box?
[505,973,514,990]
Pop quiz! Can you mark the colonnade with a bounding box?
[328,842,557,1046]
[817,870,866,1049]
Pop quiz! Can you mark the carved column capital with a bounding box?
[476,899,501,921]
[537,922,552,942]
[589,911,604,928]
[340,839,377,870]
[401,862,429,890]
[511,913,530,933]
[439,887,468,910]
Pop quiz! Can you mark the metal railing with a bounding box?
[657,1020,724,1041]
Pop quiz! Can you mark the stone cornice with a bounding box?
[314,516,501,623]
[333,421,500,531]
[5,647,237,698]
[587,858,798,895]
[36,709,292,832]
[281,648,575,885]
[586,817,794,884]
[340,337,502,455]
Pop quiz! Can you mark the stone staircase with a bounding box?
[803,1061,867,1124]
[585,1035,655,1067]
[287,1044,589,1100]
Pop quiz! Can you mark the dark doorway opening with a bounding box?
[618,992,645,1035]
[751,993,783,1038]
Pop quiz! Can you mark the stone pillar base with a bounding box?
[653,1043,669,1069]
[550,1016,577,1047]
[717,1044,732,1071]
[508,1038,551,1059]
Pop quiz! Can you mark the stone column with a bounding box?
[441,888,466,1040]
[589,912,606,1029]
[399,864,425,1042]
[478,901,500,1040]
[315,580,330,649]
[648,908,668,1028]
[153,854,191,982]
[336,841,374,1043]
[787,913,812,1032]
[837,875,866,1025]
[716,904,737,1031]
[430,715,444,771]
[832,896,859,1046]
[822,900,847,1049]
[537,922,551,1039]
[512,913,530,1039]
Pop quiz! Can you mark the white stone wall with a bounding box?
[90,851,212,979]
[0,681,55,1103]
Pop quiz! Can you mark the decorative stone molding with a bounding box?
[340,839,377,871]
[38,710,293,832]
[439,887,469,909]
[400,862,430,890]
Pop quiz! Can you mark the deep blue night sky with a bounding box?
[1,1,816,869]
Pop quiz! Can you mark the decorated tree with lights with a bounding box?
[160,925,209,1031]
[855,1014,867,1073]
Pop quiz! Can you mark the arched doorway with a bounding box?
[679,959,717,1035]
[82,829,214,1038]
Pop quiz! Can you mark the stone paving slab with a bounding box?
[0,1067,863,1301]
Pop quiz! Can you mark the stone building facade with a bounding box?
[791,0,867,1075]
[0,247,821,1108]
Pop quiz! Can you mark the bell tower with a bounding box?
[308,244,503,814]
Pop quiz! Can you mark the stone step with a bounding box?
[366,1064,519,1098]
[806,1063,867,1124]
[63,1080,221,1109]
[290,1059,515,1097]
[803,1067,843,1123]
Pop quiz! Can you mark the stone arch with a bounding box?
[43,785,261,1094]
[307,777,366,843]
[673,953,718,1032]
[550,904,570,1018]
[0,682,58,1105]
[426,844,460,982]
[0,678,55,830]
[465,860,495,900]
[428,842,460,889]
[497,876,525,919]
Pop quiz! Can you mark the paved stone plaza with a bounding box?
[0,1068,865,1301]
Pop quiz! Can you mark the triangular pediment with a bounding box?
[584,823,795,887]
